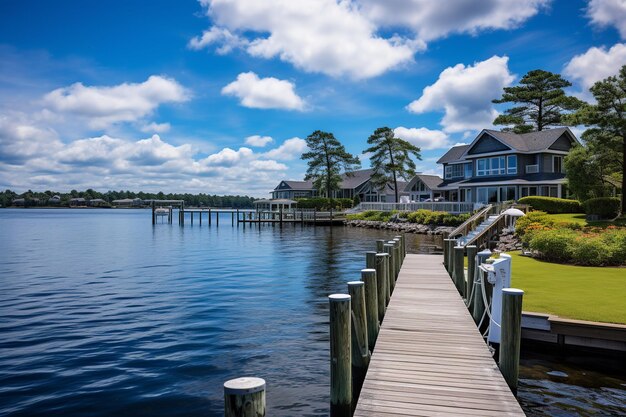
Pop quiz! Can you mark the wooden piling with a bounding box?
[216,210,219,226]
[329,294,352,417]
[365,251,377,269]
[499,288,524,395]
[453,246,465,298]
[383,244,394,296]
[375,253,390,308]
[393,238,401,276]
[361,269,379,349]
[209,208,212,226]
[348,281,369,403]
[446,239,455,276]
[466,245,477,304]
[376,239,385,252]
[151,201,156,225]
[385,241,396,282]
[375,253,387,321]
[224,377,266,417]
[443,238,450,269]
[472,250,492,325]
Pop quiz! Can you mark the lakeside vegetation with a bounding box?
[347,209,470,227]
[508,252,626,325]
[0,189,256,208]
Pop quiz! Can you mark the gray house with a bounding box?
[436,127,579,204]
[271,169,408,202]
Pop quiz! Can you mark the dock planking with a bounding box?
[353,254,525,417]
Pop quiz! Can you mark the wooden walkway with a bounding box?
[354,254,525,416]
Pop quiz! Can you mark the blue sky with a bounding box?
[1,0,625,197]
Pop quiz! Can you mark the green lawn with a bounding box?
[507,252,626,324]
[547,212,626,227]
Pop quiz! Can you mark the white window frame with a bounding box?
[552,155,563,173]
[507,155,517,174]
[476,156,506,176]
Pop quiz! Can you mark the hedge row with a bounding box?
[583,197,621,219]
[517,196,583,214]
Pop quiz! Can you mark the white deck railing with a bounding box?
[356,202,477,213]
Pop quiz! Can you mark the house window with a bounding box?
[477,187,498,203]
[460,189,472,202]
[507,155,517,174]
[499,186,516,201]
[464,163,472,178]
[445,164,464,179]
[553,156,563,173]
[476,156,506,176]
[521,186,538,198]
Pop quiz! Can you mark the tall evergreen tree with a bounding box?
[301,130,361,199]
[364,127,421,203]
[567,65,626,213]
[493,69,583,133]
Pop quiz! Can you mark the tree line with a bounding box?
[300,66,626,213]
[0,189,256,208]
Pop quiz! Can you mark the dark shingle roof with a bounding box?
[483,127,572,152]
[437,145,470,164]
[280,180,313,190]
[340,169,374,189]
[416,174,444,190]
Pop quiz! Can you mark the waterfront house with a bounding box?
[69,197,87,207]
[112,198,143,207]
[435,127,579,204]
[88,198,108,207]
[271,169,408,202]
[48,195,61,204]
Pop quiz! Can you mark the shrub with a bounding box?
[518,196,583,214]
[529,229,575,262]
[583,197,621,219]
[569,236,611,266]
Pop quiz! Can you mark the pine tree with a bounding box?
[364,127,421,203]
[301,130,361,199]
[493,69,583,133]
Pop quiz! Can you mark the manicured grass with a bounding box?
[507,252,626,324]
[546,212,626,227]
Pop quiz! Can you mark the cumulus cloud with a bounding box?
[407,55,515,132]
[191,0,418,79]
[43,75,190,128]
[393,126,450,150]
[141,122,171,133]
[190,0,547,79]
[360,0,549,41]
[222,72,305,110]
[245,135,273,147]
[0,113,63,164]
[262,137,308,160]
[564,43,626,99]
[587,0,626,39]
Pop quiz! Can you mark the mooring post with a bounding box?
[466,245,478,306]
[151,201,155,225]
[361,268,379,349]
[279,205,283,226]
[394,235,403,264]
[224,377,266,417]
[365,251,377,269]
[376,239,385,252]
[374,253,389,309]
[393,238,401,276]
[236,209,240,227]
[499,288,524,396]
[347,281,368,404]
[453,246,465,297]
[383,244,394,297]
[329,294,352,417]
[472,250,492,325]
[216,210,220,226]
[209,208,212,226]
[446,239,455,277]
[443,238,450,269]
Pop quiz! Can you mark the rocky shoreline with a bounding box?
[344,219,455,235]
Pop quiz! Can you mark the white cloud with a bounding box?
[43,75,189,129]
[564,43,626,99]
[141,122,171,133]
[360,0,550,41]
[587,0,626,39]
[192,0,418,79]
[263,137,308,160]
[245,135,273,147]
[407,55,515,132]
[204,147,254,166]
[0,113,63,164]
[249,160,288,170]
[191,0,547,79]
[221,72,305,111]
[393,126,450,150]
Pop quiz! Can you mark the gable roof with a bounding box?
[403,174,444,192]
[340,168,374,189]
[482,127,575,153]
[437,145,470,164]
[277,180,314,191]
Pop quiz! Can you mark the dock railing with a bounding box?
[447,204,492,239]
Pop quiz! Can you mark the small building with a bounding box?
[112,198,143,207]
[12,198,25,206]
[69,197,87,207]
[89,198,108,207]
[48,195,61,204]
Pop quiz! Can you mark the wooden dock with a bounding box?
[354,254,525,416]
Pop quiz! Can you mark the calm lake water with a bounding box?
[1,209,624,416]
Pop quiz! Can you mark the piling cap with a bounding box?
[502,288,524,296]
[347,281,364,286]
[361,268,376,273]
[329,294,351,301]
[224,377,266,395]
